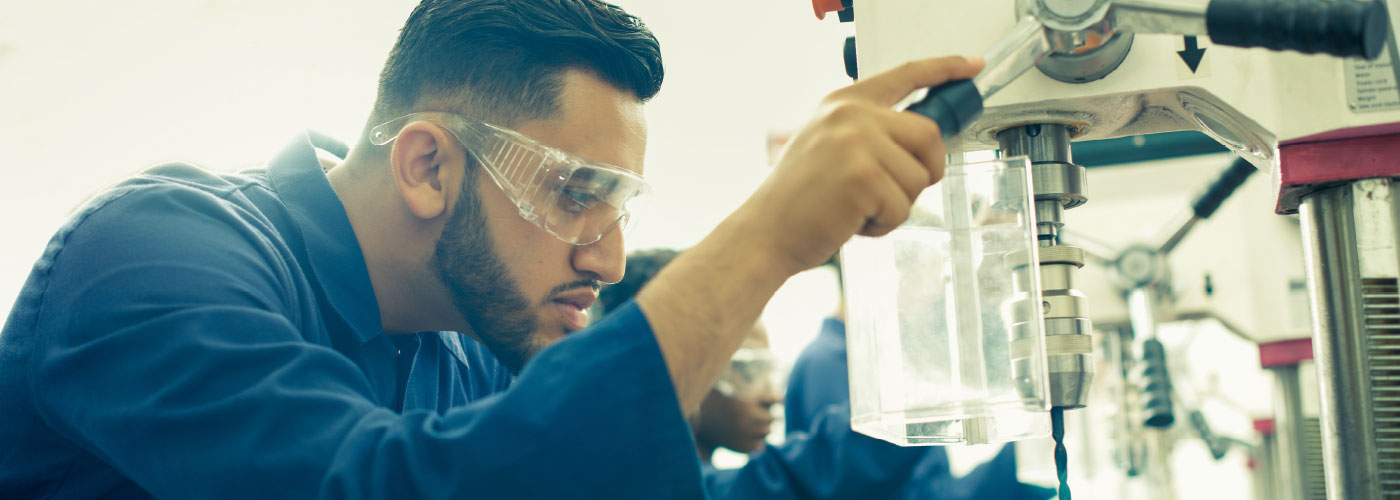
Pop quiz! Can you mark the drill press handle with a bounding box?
[904,80,984,140]
[902,0,1388,140]
[1205,0,1389,60]
[1190,157,1256,220]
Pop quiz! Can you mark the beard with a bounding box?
[432,176,540,374]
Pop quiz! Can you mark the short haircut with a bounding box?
[599,248,680,314]
[359,0,664,149]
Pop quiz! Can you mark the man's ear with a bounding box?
[388,121,467,221]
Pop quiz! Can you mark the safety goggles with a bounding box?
[713,347,778,401]
[370,112,651,245]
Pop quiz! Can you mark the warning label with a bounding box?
[1346,47,1400,113]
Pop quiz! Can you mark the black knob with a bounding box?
[904,80,984,140]
[1206,0,1389,60]
[1192,157,1257,219]
[843,36,858,80]
[1139,338,1175,428]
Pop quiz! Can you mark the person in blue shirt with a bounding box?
[599,249,784,472]
[600,249,948,499]
[786,257,1056,500]
[693,325,782,468]
[0,0,985,498]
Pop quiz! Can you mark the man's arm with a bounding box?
[29,187,703,499]
[637,56,984,412]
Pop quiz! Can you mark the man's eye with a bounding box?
[560,188,600,215]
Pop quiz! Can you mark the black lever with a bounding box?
[904,80,984,140]
[1206,0,1390,60]
[1158,157,1258,254]
[1138,338,1176,428]
[1192,157,1257,220]
[1188,409,1231,460]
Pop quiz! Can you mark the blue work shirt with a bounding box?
[0,132,704,499]
[704,404,926,499]
[785,318,1053,500]
[785,318,858,436]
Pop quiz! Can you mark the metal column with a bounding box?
[1272,365,1310,500]
[1298,178,1400,499]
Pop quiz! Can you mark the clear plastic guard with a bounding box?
[842,155,1050,446]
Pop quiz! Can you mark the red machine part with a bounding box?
[1258,337,1313,368]
[1253,418,1275,436]
[1275,122,1400,214]
[811,0,845,20]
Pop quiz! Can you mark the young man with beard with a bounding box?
[0,0,980,498]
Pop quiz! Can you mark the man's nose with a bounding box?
[758,387,783,408]
[572,226,626,284]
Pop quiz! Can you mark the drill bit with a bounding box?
[1052,407,1071,500]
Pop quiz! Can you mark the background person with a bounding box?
[601,249,934,499]
[599,249,782,469]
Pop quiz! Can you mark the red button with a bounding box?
[812,0,845,20]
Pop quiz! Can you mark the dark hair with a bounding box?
[361,0,663,146]
[598,248,680,314]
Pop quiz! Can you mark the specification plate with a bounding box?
[1346,47,1400,113]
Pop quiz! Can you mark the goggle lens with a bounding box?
[542,164,649,245]
[370,112,652,246]
[713,348,777,400]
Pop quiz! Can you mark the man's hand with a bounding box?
[637,56,984,413]
[737,55,985,276]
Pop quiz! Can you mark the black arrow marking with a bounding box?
[1178,36,1205,73]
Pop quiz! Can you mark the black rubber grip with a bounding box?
[1192,157,1257,219]
[1189,410,1229,460]
[1139,339,1175,429]
[1206,0,1389,60]
[904,80,984,140]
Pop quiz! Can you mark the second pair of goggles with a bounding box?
[713,347,777,400]
[370,112,652,245]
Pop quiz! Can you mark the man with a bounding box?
[0,1,981,498]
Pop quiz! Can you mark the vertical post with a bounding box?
[1271,365,1310,500]
[1297,179,1400,499]
[1254,429,1277,500]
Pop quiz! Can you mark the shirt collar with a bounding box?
[267,131,384,343]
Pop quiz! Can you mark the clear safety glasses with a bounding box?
[370,112,651,245]
[713,347,778,401]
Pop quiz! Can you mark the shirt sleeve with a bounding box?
[28,187,704,499]
[703,405,925,500]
